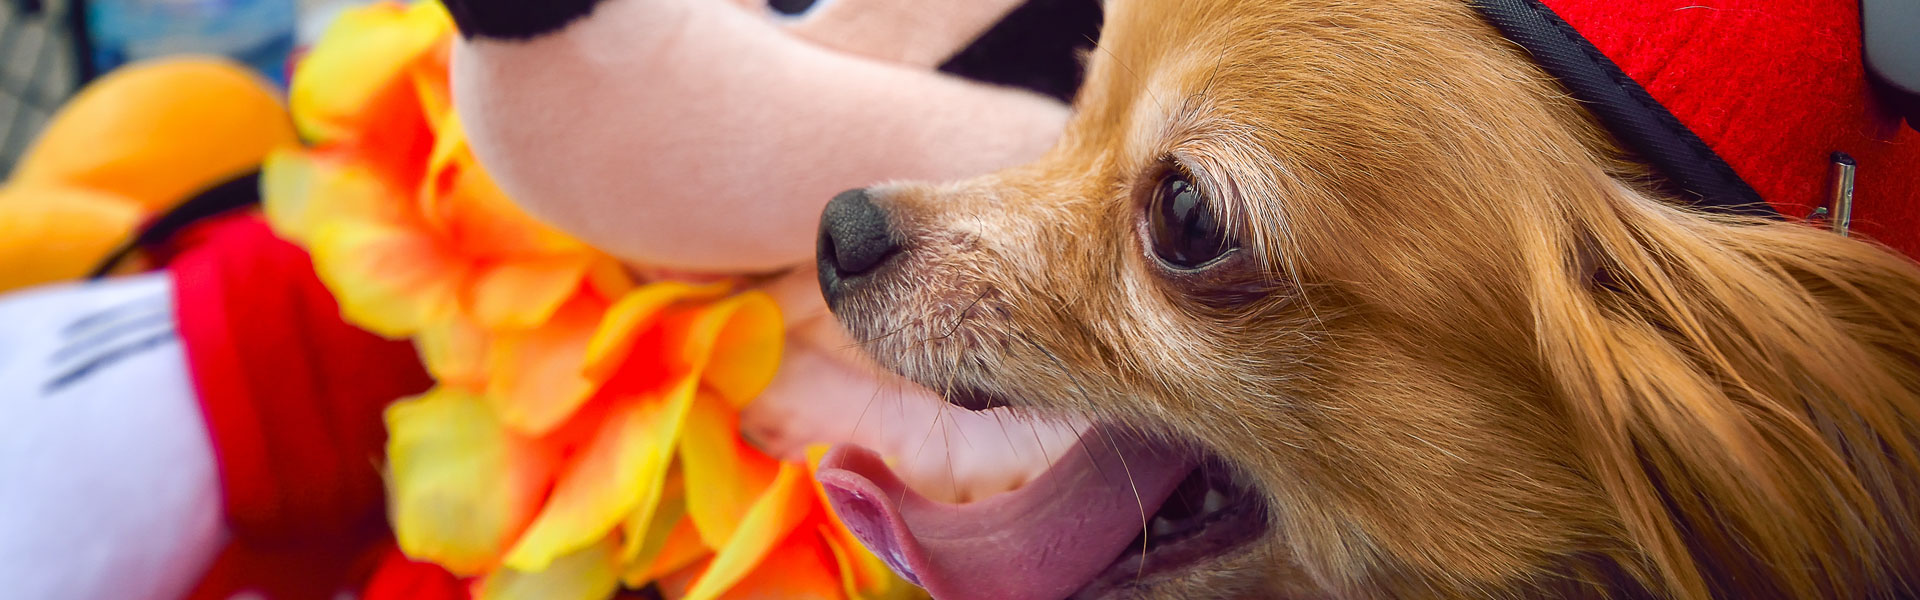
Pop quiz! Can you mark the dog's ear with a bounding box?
[1531,183,1920,598]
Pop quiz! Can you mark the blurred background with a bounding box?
[0,0,356,172]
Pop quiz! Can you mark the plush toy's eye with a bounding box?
[1147,168,1236,270]
[769,0,819,16]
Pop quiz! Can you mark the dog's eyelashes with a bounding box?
[1148,169,1236,270]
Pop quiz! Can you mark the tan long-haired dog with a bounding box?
[811,0,1920,598]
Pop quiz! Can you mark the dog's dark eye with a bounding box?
[769,0,818,15]
[1148,170,1234,269]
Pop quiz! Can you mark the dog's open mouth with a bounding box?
[814,387,1269,600]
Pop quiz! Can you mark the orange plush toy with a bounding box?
[0,57,296,292]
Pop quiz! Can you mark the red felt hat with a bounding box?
[1520,0,1920,259]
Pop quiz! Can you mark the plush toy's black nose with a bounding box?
[818,188,901,302]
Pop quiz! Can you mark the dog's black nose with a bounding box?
[818,188,901,300]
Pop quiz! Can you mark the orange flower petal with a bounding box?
[680,463,817,600]
[486,294,606,435]
[710,533,844,600]
[693,292,784,408]
[501,376,698,572]
[309,218,463,338]
[680,390,779,548]
[291,1,450,144]
[418,115,587,259]
[818,526,868,600]
[655,557,712,600]
[623,501,714,588]
[387,387,553,576]
[477,536,620,600]
[583,282,734,379]
[468,257,592,330]
[415,313,489,390]
[585,258,637,301]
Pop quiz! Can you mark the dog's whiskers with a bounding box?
[1016,332,1152,576]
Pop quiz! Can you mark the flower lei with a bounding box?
[261,3,918,598]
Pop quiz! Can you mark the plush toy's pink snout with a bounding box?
[451,0,1070,273]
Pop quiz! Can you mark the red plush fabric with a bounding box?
[182,534,386,600]
[170,213,433,542]
[166,213,438,597]
[1544,0,1920,259]
[361,544,472,600]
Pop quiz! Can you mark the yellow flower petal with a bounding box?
[680,463,817,600]
[693,292,784,408]
[619,468,689,579]
[478,536,620,600]
[387,387,553,576]
[261,149,411,247]
[291,1,450,144]
[416,313,489,390]
[502,376,698,572]
[411,40,454,133]
[680,390,779,548]
[486,294,605,434]
[584,282,733,381]
[309,218,463,338]
[468,257,592,330]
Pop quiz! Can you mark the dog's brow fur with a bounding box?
[831,0,1920,597]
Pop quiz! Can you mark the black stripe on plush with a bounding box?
[938,0,1105,105]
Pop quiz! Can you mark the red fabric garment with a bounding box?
[163,213,448,599]
[1543,0,1920,259]
[362,545,472,600]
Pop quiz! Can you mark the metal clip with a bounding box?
[1811,152,1857,236]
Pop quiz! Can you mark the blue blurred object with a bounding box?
[86,0,296,85]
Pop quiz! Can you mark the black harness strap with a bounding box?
[1467,0,1778,218]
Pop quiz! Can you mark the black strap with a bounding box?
[86,170,263,280]
[1468,0,1777,218]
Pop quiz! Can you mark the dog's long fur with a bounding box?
[828,0,1920,597]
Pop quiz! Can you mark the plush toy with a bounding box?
[0,0,1104,598]
[0,57,296,292]
[0,57,430,600]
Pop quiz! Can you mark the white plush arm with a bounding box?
[0,274,227,600]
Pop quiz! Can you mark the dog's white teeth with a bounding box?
[1201,489,1228,515]
[1149,516,1180,538]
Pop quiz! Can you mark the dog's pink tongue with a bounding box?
[817,430,1193,600]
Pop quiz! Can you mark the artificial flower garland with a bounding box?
[261,3,919,598]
